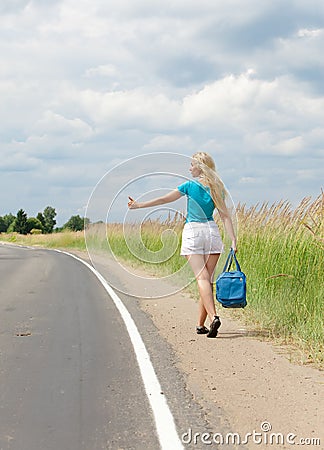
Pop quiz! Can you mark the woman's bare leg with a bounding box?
[205,253,220,314]
[197,297,208,327]
[188,253,221,327]
[186,254,218,322]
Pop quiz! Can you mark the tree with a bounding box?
[13,209,28,234]
[0,217,6,232]
[63,215,86,231]
[36,212,45,231]
[1,213,15,232]
[43,206,57,233]
[26,217,43,234]
[7,222,15,233]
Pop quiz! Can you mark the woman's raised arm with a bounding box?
[128,189,182,209]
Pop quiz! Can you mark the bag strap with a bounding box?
[222,248,241,272]
[222,250,233,272]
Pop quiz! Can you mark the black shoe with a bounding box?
[196,326,209,334]
[207,316,221,338]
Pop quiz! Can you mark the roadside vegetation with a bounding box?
[1,193,323,367]
[0,207,89,235]
[235,193,323,367]
[0,207,57,235]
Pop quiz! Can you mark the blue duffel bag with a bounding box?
[216,248,247,308]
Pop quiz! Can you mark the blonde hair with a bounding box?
[192,152,227,214]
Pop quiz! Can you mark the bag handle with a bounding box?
[222,248,241,272]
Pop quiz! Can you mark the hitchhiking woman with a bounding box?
[128,152,237,338]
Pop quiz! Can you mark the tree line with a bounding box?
[0,206,89,234]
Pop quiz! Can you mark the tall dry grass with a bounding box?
[235,193,323,365]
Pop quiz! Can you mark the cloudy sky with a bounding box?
[1,0,323,225]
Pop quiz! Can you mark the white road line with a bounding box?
[55,250,184,450]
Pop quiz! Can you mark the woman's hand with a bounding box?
[231,240,237,253]
[128,196,139,209]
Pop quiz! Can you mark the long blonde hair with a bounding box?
[192,152,227,214]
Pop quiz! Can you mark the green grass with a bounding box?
[1,193,323,367]
[85,220,194,288]
[0,231,86,250]
[235,196,323,365]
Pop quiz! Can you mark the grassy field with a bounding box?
[1,194,323,367]
[236,194,323,366]
[0,230,87,250]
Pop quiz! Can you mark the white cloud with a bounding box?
[45,71,322,140]
[297,28,324,38]
[68,88,181,131]
[34,110,94,139]
[84,64,118,78]
[180,74,263,128]
[143,135,195,152]
[239,177,262,184]
[0,0,323,223]
[0,150,41,172]
[0,0,29,15]
[273,136,304,156]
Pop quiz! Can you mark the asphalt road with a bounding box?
[0,244,235,450]
[0,245,161,450]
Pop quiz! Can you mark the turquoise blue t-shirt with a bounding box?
[177,180,215,223]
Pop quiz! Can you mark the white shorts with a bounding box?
[180,221,224,256]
